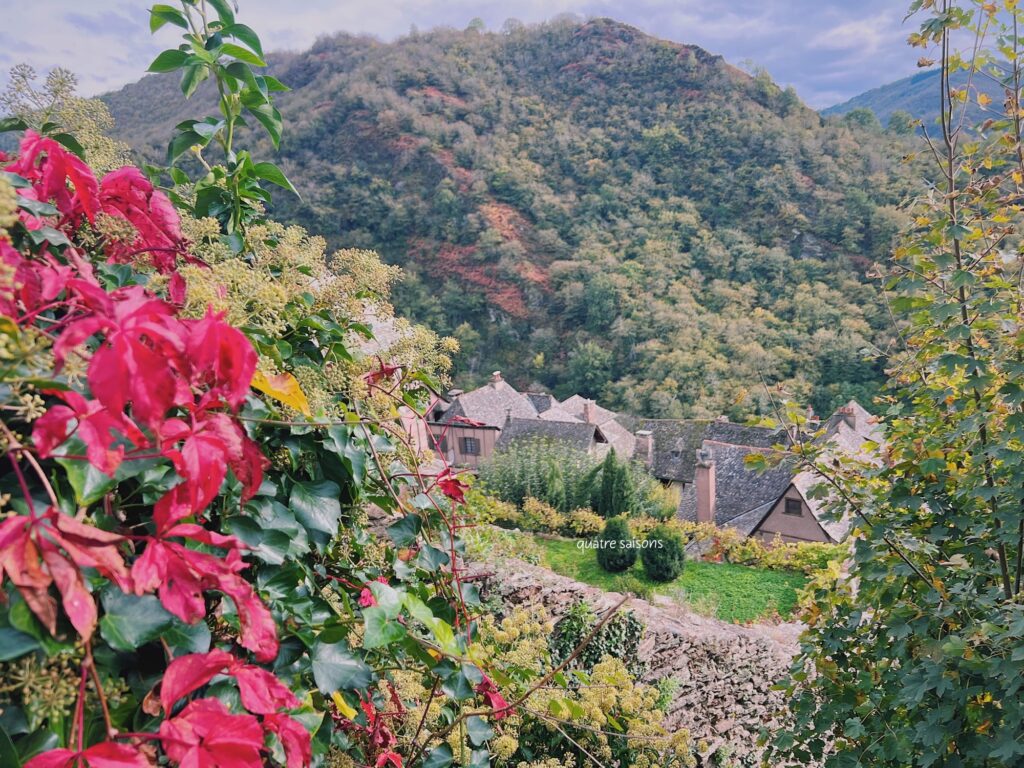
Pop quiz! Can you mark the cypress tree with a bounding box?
[596,516,637,573]
[640,524,686,582]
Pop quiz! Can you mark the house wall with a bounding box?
[429,424,499,469]
[753,485,832,544]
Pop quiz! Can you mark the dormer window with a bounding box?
[784,498,803,516]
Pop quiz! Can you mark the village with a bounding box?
[427,370,877,546]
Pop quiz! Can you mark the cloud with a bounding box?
[0,0,921,109]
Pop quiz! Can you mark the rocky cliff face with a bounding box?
[474,560,801,760]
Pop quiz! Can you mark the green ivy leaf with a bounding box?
[290,480,342,550]
[311,640,373,693]
[0,609,38,662]
[0,117,28,133]
[0,725,18,768]
[99,588,173,651]
[466,715,493,747]
[362,606,406,649]
[422,744,454,768]
[367,582,402,620]
[386,514,421,546]
[56,456,116,507]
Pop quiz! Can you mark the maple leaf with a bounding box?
[132,538,278,662]
[0,510,130,639]
[33,390,146,476]
[186,310,258,411]
[158,698,263,768]
[23,741,152,768]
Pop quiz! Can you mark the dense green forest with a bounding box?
[104,17,922,419]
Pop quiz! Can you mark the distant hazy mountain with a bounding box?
[822,68,1002,126]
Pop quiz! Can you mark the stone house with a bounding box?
[639,401,878,544]
[428,372,631,468]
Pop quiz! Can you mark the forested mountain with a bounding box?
[104,17,920,419]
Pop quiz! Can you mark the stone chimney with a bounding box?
[634,430,653,466]
[694,447,716,525]
[490,371,503,388]
[835,404,856,429]
[583,399,595,424]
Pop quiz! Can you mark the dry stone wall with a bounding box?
[472,560,802,760]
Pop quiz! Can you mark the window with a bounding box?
[460,436,481,456]
[783,498,803,517]
[436,436,448,453]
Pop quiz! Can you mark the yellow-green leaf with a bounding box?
[252,370,312,416]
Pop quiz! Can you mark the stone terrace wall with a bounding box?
[473,560,802,760]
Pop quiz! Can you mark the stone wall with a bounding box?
[472,560,801,760]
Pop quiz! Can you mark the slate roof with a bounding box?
[677,441,797,534]
[561,394,635,457]
[639,420,711,483]
[640,419,789,483]
[526,392,558,414]
[560,395,617,425]
[494,418,603,453]
[437,380,537,427]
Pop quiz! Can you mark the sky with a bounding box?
[0,0,924,109]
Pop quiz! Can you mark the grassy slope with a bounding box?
[533,536,806,624]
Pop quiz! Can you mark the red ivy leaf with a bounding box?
[435,468,468,505]
[160,649,235,714]
[234,664,299,714]
[24,741,151,768]
[158,698,263,768]
[263,714,312,768]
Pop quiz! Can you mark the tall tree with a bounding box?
[773,2,1024,765]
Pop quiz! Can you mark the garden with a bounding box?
[470,438,843,623]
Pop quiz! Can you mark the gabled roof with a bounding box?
[677,441,797,534]
[560,395,618,425]
[676,400,879,541]
[437,379,537,427]
[789,470,849,542]
[494,418,603,453]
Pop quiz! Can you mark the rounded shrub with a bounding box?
[596,516,637,573]
[640,524,686,582]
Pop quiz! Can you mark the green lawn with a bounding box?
[531,535,807,624]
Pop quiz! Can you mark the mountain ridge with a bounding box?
[104,17,918,420]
